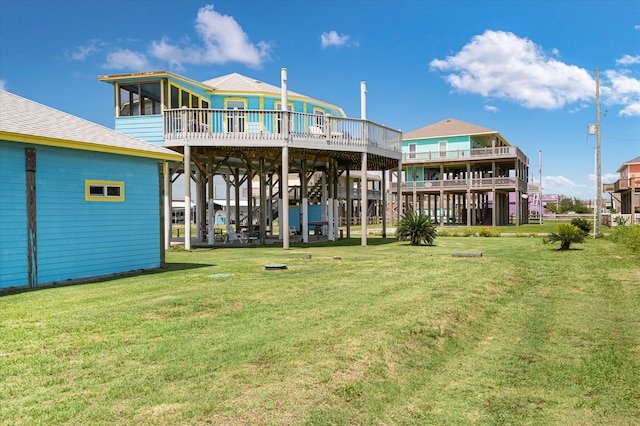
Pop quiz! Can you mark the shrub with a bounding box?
[570,218,591,236]
[396,210,437,246]
[477,227,500,237]
[613,216,629,226]
[463,228,477,237]
[610,224,640,253]
[544,224,586,251]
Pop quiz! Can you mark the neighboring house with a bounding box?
[98,70,402,248]
[396,118,530,226]
[0,90,182,290]
[604,155,640,224]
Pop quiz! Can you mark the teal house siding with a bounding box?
[0,141,28,287]
[115,115,165,145]
[1,90,180,291]
[33,146,161,285]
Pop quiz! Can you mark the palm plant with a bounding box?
[396,210,437,246]
[545,223,586,250]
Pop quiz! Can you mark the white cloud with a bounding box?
[430,30,595,109]
[483,104,499,113]
[616,54,640,66]
[69,41,101,61]
[0,79,6,90]
[320,30,350,48]
[590,173,620,183]
[603,70,640,117]
[635,25,640,30]
[543,175,593,198]
[149,4,271,69]
[102,49,150,71]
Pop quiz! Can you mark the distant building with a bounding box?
[395,118,530,226]
[0,90,181,290]
[604,155,640,224]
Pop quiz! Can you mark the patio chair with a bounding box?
[224,225,248,244]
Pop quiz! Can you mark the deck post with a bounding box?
[382,170,387,238]
[301,163,309,243]
[184,145,192,251]
[361,151,368,247]
[346,168,351,237]
[281,68,290,249]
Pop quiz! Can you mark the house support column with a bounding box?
[382,170,387,238]
[346,168,351,237]
[259,159,267,244]
[301,162,309,243]
[184,145,192,251]
[361,152,368,247]
[282,146,289,249]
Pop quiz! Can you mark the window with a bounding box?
[313,107,326,126]
[439,140,448,158]
[409,143,416,159]
[119,82,162,116]
[225,99,246,132]
[85,180,125,202]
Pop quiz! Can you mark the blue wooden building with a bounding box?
[0,90,182,290]
[98,69,403,248]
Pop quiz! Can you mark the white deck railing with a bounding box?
[404,146,528,164]
[395,177,528,192]
[164,109,402,152]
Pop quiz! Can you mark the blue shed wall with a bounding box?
[0,142,162,289]
[0,141,29,287]
[115,115,165,145]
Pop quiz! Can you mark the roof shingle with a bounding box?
[0,90,181,160]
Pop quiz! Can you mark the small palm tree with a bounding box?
[396,210,437,246]
[545,223,586,250]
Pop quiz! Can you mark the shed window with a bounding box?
[85,180,125,202]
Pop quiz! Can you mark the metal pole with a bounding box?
[596,68,602,235]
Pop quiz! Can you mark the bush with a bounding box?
[610,224,640,253]
[463,228,477,237]
[544,224,586,250]
[570,218,591,236]
[477,227,500,237]
[396,210,437,246]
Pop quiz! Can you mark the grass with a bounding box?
[1,236,639,425]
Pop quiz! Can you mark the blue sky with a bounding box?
[1,0,638,199]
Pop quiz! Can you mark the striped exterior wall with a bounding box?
[114,115,165,145]
[0,141,29,286]
[0,141,162,289]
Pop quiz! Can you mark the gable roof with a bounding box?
[404,118,498,140]
[618,155,640,172]
[0,90,182,161]
[201,72,308,98]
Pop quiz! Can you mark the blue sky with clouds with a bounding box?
[1,0,638,199]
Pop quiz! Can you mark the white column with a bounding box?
[281,67,290,249]
[184,145,191,251]
[225,175,231,228]
[361,152,368,247]
[282,147,289,249]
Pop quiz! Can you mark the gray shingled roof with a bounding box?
[201,72,308,98]
[404,118,497,140]
[0,90,181,160]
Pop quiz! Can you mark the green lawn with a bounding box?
[1,236,638,425]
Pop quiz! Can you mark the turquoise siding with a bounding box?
[0,141,29,287]
[115,115,164,145]
[0,142,162,289]
[403,135,470,154]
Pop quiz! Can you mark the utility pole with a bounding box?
[539,150,542,225]
[596,68,602,235]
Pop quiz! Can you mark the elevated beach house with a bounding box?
[98,69,402,248]
[0,90,182,290]
[396,118,530,226]
[604,155,640,225]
